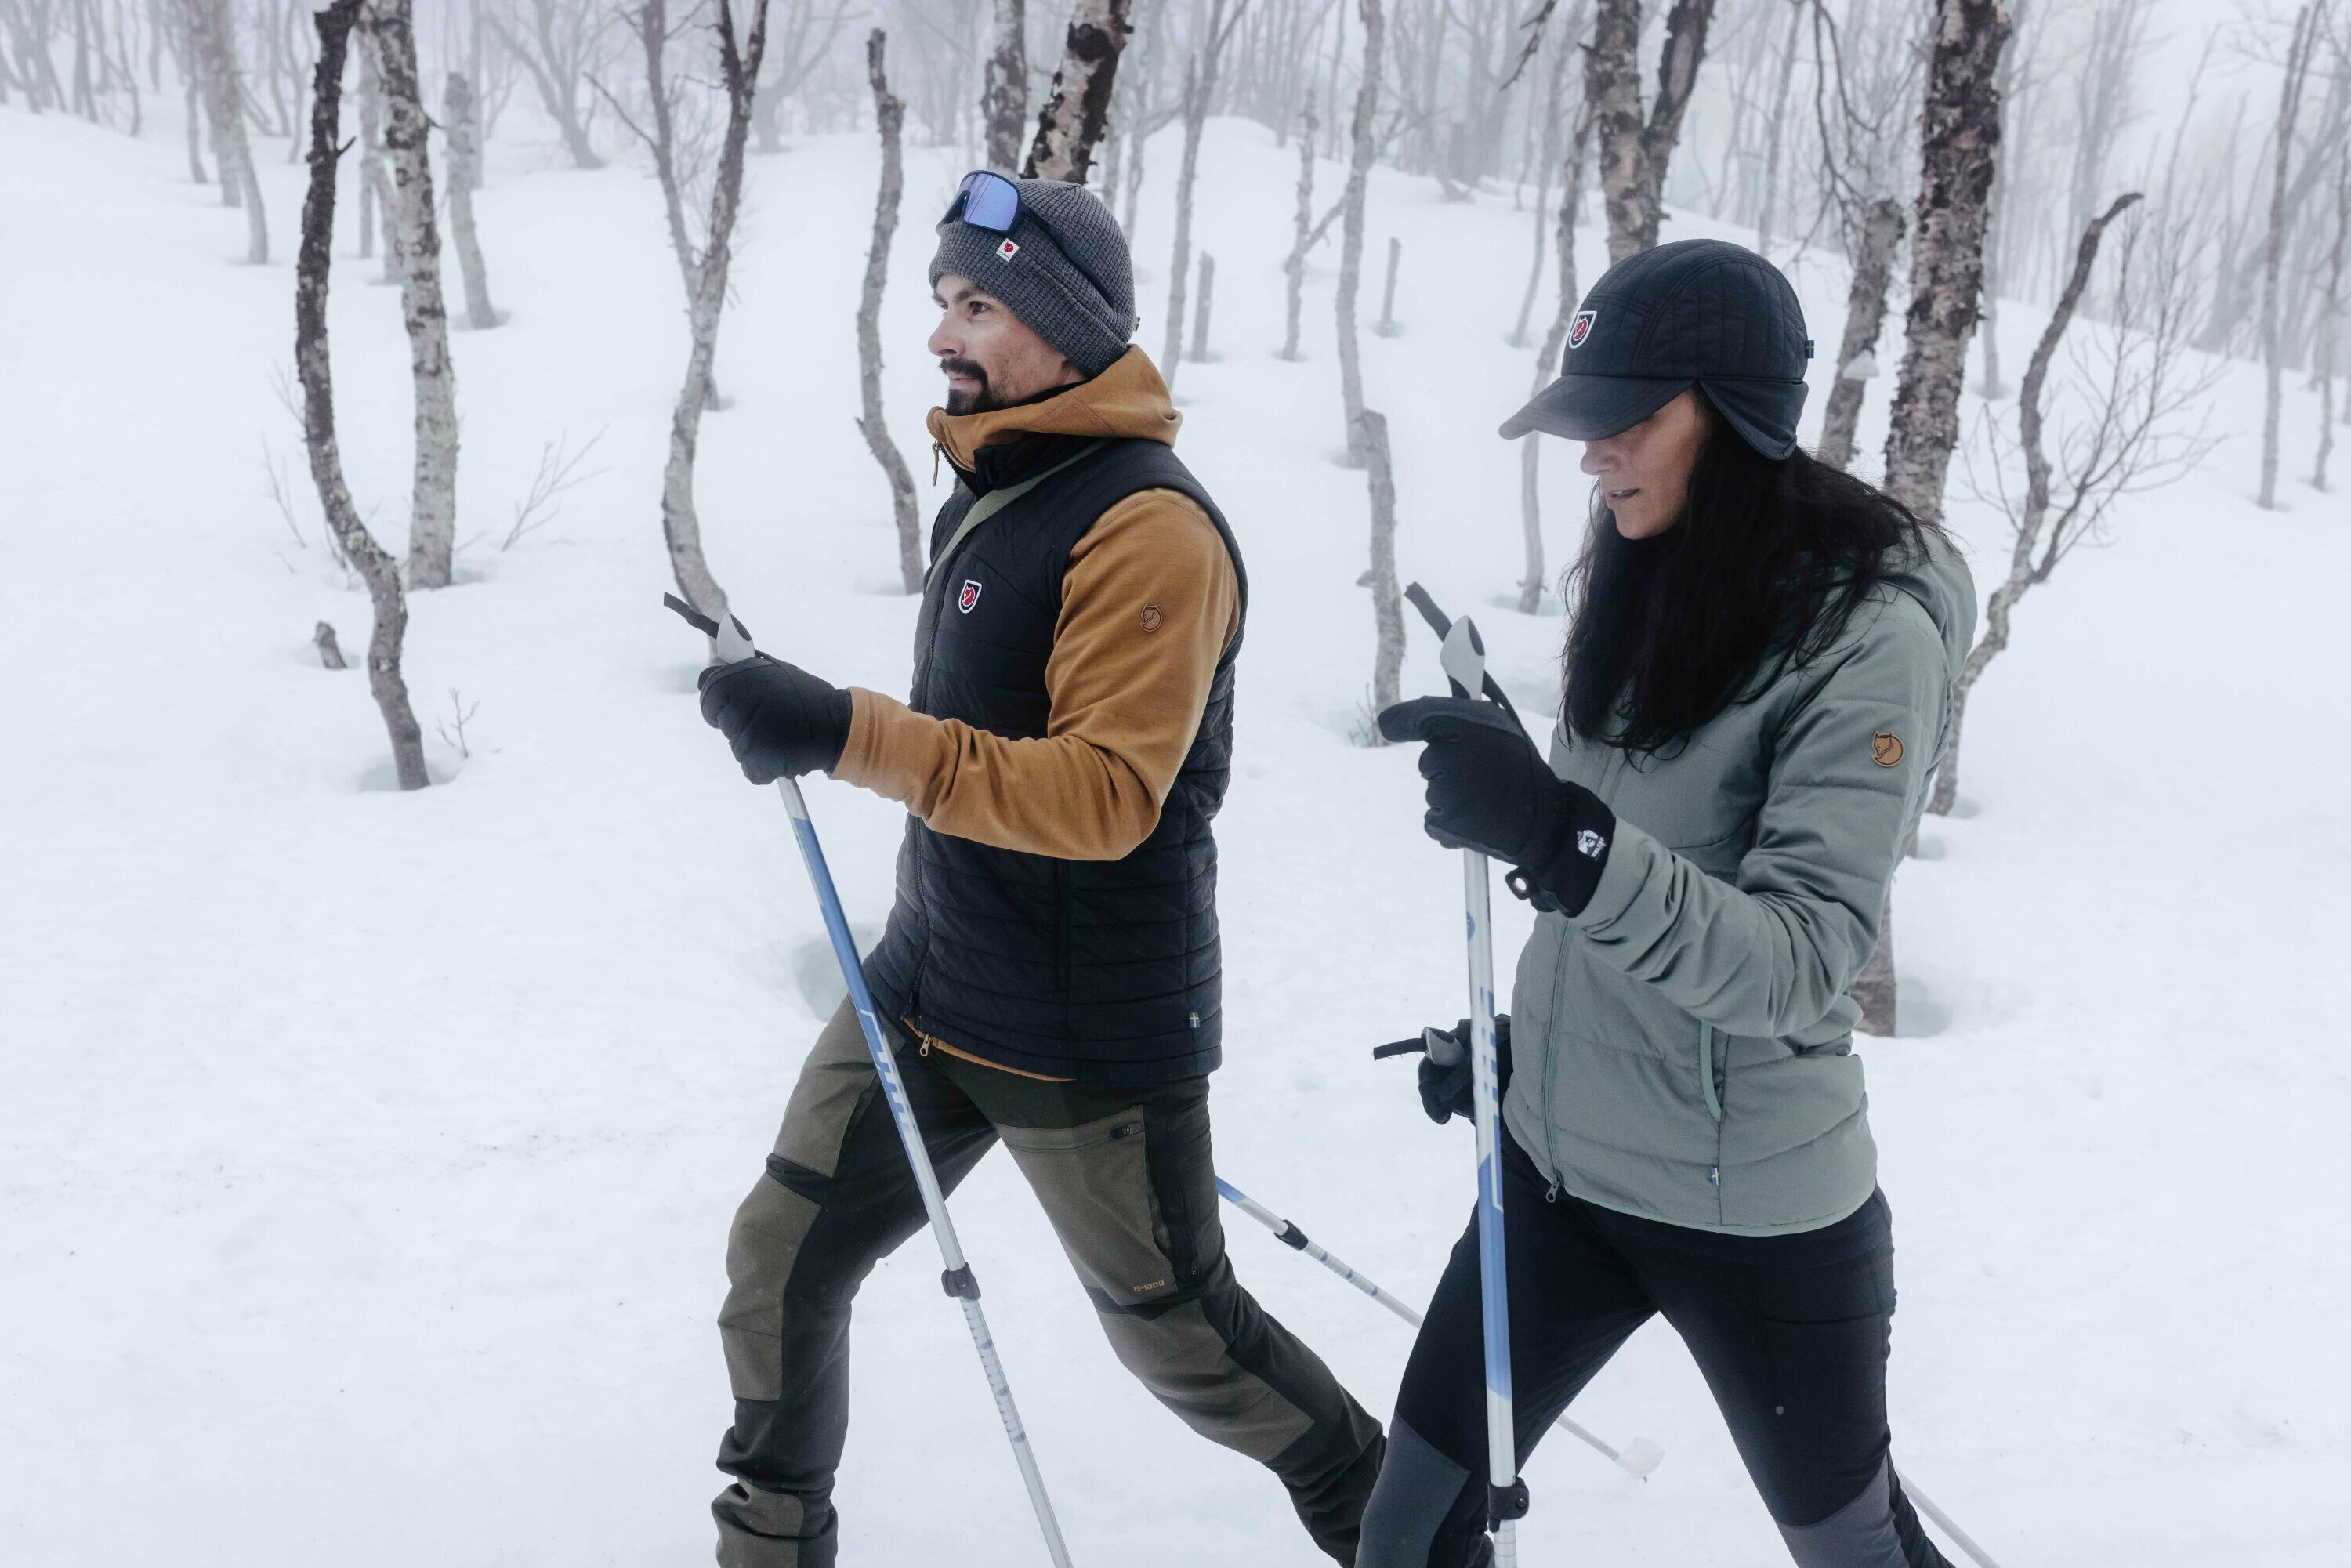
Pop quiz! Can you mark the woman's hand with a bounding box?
[1377,696,1616,916]
[1374,1015,1514,1125]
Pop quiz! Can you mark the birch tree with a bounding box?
[490,0,605,169]
[2313,150,2349,491]
[1357,406,1404,725]
[1933,198,2219,817]
[981,0,1026,169]
[1587,0,1715,262]
[1161,0,1246,393]
[1023,0,1132,183]
[443,72,501,331]
[659,0,771,624]
[859,29,922,594]
[2260,2,2327,511]
[1520,108,1592,614]
[1334,0,1382,462]
[183,0,263,262]
[299,0,426,790]
[370,0,462,591]
[1815,197,1903,470]
[1864,0,2009,1036]
[1279,92,1317,360]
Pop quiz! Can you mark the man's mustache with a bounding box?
[939,357,988,385]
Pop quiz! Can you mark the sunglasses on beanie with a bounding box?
[940,171,1121,313]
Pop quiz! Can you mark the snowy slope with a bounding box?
[2,102,2346,1567]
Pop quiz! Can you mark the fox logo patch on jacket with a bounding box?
[958,579,983,614]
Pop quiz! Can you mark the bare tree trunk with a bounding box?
[357,24,379,259]
[1864,0,2010,1036]
[661,0,771,624]
[2259,4,2323,512]
[1751,0,1801,255]
[1190,251,1215,360]
[1521,112,1592,614]
[982,0,1026,170]
[1335,0,1382,462]
[1930,193,2141,818]
[2315,154,2349,491]
[1588,0,1715,263]
[1280,92,1317,360]
[184,0,264,260]
[1375,234,1400,335]
[1357,406,1404,726]
[299,0,426,790]
[1509,13,1576,349]
[1023,0,1132,183]
[1815,197,1904,470]
[442,71,499,331]
[1976,0,2026,398]
[860,30,922,595]
[370,0,460,590]
[1161,55,1204,383]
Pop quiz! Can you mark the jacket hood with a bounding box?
[926,346,1180,473]
[1881,527,1977,676]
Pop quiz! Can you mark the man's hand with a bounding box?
[699,655,853,784]
[1377,696,1616,917]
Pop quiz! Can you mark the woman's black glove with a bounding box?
[1376,697,1616,917]
[1374,1015,1513,1126]
[698,655,853,784]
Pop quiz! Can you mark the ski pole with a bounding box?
[1904,1482,2005,1568]
[1400,590,1530,1565]
[669,595,1074,1568]
[1215,1176,1664,1479]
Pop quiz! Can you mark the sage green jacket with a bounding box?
[1503,535,1976,1234]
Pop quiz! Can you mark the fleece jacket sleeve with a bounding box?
[829,488,1240,861]
[1566,602,1952,1038]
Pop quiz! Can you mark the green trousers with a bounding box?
[712,1001,1386,1566]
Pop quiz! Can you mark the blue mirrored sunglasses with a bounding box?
[944,170,1020,232]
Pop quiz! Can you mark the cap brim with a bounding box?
[1498,375,1692,440]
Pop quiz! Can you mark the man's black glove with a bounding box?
[1376,696,1616,917]
[698,654,853,784]
[1374,1015,1513,1126]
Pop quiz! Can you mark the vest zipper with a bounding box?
[1052,861,1071,991]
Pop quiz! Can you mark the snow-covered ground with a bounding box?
[3,101,2346,1566]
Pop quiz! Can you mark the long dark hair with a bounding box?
[1561,393,1944,754]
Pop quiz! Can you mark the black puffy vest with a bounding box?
[860,437,1248,1083]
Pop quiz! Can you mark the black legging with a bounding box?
[1359,1133,1950,1568]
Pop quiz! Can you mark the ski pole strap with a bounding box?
[1400,581,1525,727]
[926,439,1108,585]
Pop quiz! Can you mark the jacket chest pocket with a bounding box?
[1613,738,1762,861]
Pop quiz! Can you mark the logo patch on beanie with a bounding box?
[958,580,983,614]
[995,237,1020,261]
[1570,309,1599,349]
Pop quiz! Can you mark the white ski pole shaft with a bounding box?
[774,777,1073,1568]
[1463,848,1526,1566]
[1215,1177,1663,1479]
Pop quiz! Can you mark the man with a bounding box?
[696,172,1385,1567]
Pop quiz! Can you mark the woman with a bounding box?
[1360,240,1975,1568]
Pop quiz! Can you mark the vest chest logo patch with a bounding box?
[1140,603,1163,633]
[958,579,983,614]
[1871,731,1904,767]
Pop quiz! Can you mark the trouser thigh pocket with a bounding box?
[999,1107,1173,1307]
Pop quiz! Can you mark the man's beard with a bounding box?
[940,357,995,415]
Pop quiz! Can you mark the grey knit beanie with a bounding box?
[930,176,1136,377]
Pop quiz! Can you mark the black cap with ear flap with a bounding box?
[1502,240,1814,459]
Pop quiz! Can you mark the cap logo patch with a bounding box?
[995,237,1020,261]
[1871,731,1904,767]
[958,579,983,614]
[1570,309,1599,349]
[1140,603,1163,633]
